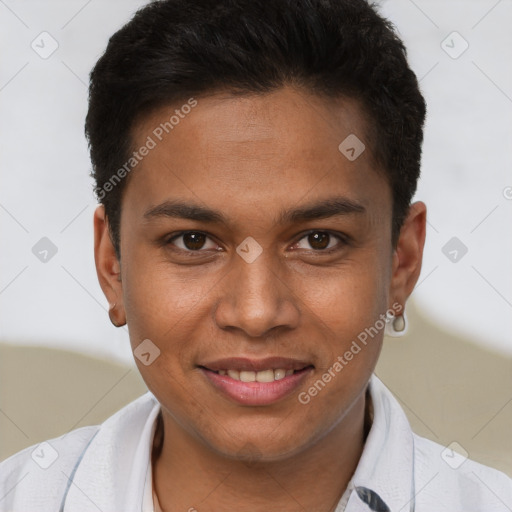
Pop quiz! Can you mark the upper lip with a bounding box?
[199,357,313,372]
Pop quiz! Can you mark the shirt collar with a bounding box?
[341,373,415,512]
[61,390,161,512]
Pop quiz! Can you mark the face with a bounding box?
[94,86,426,461]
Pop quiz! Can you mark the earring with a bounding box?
[108,302,126,328]
[384,310,408,337]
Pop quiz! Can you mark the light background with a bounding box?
[0,0,511,367]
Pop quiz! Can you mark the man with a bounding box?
[1,0,511,510]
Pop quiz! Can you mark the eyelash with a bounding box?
[164,230,349,255]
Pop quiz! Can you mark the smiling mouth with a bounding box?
[199,366,314,383]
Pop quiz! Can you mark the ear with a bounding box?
[388,201,427,312]
[93,205,126,324]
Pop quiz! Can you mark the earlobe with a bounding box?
[388,201,427,311]
[93,205,126,327]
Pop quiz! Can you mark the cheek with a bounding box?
[121,250,222,383]
[298,257,389,329]
[296,259,390,385]
[122,248,206,332]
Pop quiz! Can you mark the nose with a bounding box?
[213,248,300,339]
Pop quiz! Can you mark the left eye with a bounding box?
[293,231,346,251]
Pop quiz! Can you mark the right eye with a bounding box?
[165,231,220,253]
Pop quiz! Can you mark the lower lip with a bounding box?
[200,367,314,406]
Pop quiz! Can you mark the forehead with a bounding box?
[124,86,390,228]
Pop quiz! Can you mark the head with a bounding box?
[89,0,427,461]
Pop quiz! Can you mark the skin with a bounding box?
[94,85,426,511]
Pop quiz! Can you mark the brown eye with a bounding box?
[294,231,346,252]
[182,232,206,250]
[307,232,330,250]
[167,231,218,252]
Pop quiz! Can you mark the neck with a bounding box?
[152,387,372,512]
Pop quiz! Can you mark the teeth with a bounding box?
[256,369,274,383]
[219,368,293,382]
[239,371,256,382]
[274,369,286,380]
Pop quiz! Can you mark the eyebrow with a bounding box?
[143,196,366,225]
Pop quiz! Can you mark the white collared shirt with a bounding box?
[1,373,511,511]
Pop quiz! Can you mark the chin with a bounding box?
[203,425,313,464]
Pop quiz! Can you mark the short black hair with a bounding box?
[85,0,426,260]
